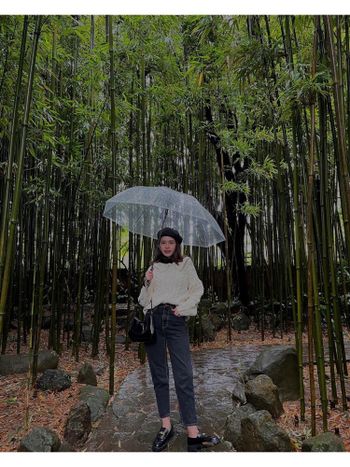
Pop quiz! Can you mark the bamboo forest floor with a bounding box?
[1,327,350,452]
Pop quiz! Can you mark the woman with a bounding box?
[138,227,220,452]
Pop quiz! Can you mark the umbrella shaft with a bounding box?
[161,209,169,228]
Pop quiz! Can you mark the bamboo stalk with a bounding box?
[0,16,28,284]
[0,16,42,349]
[107,15,118,395]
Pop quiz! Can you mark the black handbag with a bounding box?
[128,309,156,344]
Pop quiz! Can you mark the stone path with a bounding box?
[84,344,264,452]
[84,339,350,452]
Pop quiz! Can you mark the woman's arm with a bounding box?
[138,267,153,307]
[176,258,204,315]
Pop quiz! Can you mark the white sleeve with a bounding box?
[137,266,152,307]
[138,285,151,307]
[176,258,204,314]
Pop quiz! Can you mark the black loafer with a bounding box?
[187,433,221,452]
[152,426,174,452]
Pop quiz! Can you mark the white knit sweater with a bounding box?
[138,256,204,316]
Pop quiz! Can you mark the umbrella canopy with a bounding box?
[103,186,225,247]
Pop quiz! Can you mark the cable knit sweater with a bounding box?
[138,256,204,316]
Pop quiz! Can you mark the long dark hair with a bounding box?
[151,240,184,265]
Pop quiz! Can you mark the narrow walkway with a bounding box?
[85,344,264,452]
[85,339,350,452]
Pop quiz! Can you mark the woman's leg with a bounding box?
[145,313,171,425]
[166,315,198,429]
[161,416,172,429]
[146,309,175,451]
[186,425,199,437]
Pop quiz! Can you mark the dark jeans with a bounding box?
[145,304,197,427]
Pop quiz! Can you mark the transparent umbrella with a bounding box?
[103,186,225,247]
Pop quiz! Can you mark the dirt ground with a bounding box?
[0,327,349,452]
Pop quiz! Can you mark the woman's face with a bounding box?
[159,236,177,257]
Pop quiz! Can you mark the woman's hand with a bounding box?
[145,270,153,281]
[172,307,181,316]
[144,269,153,286]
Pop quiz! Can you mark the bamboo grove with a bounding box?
[1,15,350,434]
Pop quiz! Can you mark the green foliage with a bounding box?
[247,156,278,180]
[222,180,250,195]
[239,201,261,218]
[278,67,331,119]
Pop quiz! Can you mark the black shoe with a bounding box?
[187,433,221,452]
[152,425,174,452]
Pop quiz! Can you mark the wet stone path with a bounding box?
[85,344,266,452]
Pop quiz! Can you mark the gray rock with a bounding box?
[245,374,283,418]
[224,403,257,451]
[18,427,61,452]
[0,350,58,376]
[302,432,345,452]
[36,369,72,392]
[231,375,247,406]
[210,302,227,315]
[116,335,126,344]
[240,410,292,451]
[245,346,299,401]
[231,312,250,331]
[79,385,109,422]
[209,312,225,332]
[208,302,229,331]
[95,365,106,376]
[64,401,91,447]
[78,363,97,386]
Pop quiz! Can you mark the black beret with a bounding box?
[157,227,183,245]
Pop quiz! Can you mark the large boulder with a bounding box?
[79,385,109,422]
[0,350,58,376]
[209,312,226,332]
[210,302,227,315]
[78,363,97,386]
[209,302,246,331]
[224,403,257,451]
[208,302,226,331]
[245,346,299,401]
[18,427,61,452]
[240,410,292,452]
[36,369,71,392]
[231,375,247,406]
[63,401,91,447]
[231,312,250,331]
[302,432,345,452]
[245,374,283,418]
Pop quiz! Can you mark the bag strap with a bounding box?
[149,263,154,311]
